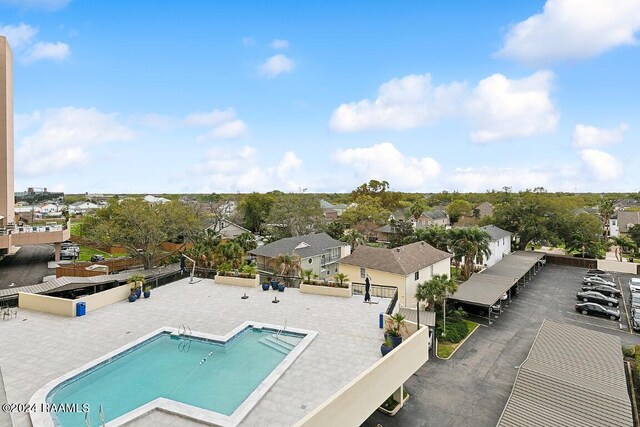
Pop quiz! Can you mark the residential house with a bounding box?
[474,202,494,218]
[249,232,350,279]
[319,199,347,218]
[68,201,100,215]
[479,225,512,267]
[205,218,253,242]
[338,241,452,308]
[610,211,640,237]
[415,209,449,229]
[144,195,170,204]
[374,224,395,243]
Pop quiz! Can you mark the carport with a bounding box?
[450,251,546,325]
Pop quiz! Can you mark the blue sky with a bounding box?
[2,0,639,194]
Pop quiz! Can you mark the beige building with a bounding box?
[0,36,69,257]
[339,241,451,308]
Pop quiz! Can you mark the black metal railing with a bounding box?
[351,282,398,299]
[386,289,398,315]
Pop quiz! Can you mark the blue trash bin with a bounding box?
[379,312,384,329]
[76,302,86,317]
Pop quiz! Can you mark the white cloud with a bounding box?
[193,146,303,192]
[0,23,38,50]
[185,109,248,140]
[0,0,70,11]
[16,107,134,176]
[497,0,640,63]
[207,119,248,140]
[332,142,441,191]
[23,41,70,62]
[466,71,558,142]
[258,54,295,78]
[580,149,623,181]
[572,123,628,148]
[329,74,466,132]
[271,39,290,49]
[184,108,237,126]
[449,166,571,192]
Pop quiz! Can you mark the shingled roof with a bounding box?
[480,225,511,241]
[249,232,346,259]
[339,241,451,275]
[617,211,640,233]
[498,319,633,427]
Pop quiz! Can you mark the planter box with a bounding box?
[214,274,260,288]
[377,393,409,416]
[300,283,351,298]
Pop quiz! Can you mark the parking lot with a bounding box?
[362,263,640,427]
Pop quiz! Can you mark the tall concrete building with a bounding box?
[0,36,69,258]
[0,36,14,229]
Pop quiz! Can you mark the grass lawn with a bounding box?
[77,245,128,262]
[436,320,479,359]
[70,222,82,236]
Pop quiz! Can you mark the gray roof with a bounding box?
[319,199,334,209]
[450,251,545,306]
[480,225,511,241]
[249,232,346,259]
[424,209,447,220]
[0,264,180,299]
[339,241,451,276]
[399,307,436,327]
[498,319,633,427]
[617,211,640,233]
[375,224,394,233]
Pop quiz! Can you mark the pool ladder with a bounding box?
[83,404,106,427]
[178,324,191,336]
[275,318,287,341]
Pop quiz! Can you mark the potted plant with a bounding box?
[301,269,315,284]
[241,264,257,277]
[334,272,349,288]
[143,284,151,298]
[385,313,407,348]
[262,282,271,291]
[216,262,232,276]
[129,274,145,299]
[128,283,137,302]
[278,282,286,292]
[380,338,394,357]
[271,279,280,290]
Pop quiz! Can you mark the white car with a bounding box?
[629,278,640,293]
[582,276,617,287]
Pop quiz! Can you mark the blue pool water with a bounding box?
[47,327,303,426]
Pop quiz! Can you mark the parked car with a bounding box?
[575,302,620,320]
[585,269,612,278]
[629,278,640,293]
[454,302,501,316]
[90,254,105,262]
[631,308,640,332]
[582,276,617,287]
[580,284,621,298]
[576,291,619,307]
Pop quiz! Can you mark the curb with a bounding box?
[435,322,480,360]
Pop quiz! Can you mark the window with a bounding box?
[497,240,500,246]
[414,271,419,281]
[308,259,312,264]
[360,267,366,279]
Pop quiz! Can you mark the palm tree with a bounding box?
[301,268,315,284]
[414,226,449,252]
[609,236,637,262]
[415,274,458,311]
[598,198,615,238]
[409,200,427,221]
[270,253,302,286]
[448,227,491,280]
[213,241,245,269]
[343,229,364,251]
[333,272,349,287]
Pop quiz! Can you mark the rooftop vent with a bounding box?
[295,242,310,250]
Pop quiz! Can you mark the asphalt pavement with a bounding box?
[0,244,53,289]
[362,264,640,427]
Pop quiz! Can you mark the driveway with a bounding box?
[0,244,53,290]
[362,264,640,427]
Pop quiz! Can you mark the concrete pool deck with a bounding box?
[0,278,390,426]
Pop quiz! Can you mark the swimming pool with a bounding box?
[30,323,316,426]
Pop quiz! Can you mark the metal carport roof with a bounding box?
[498,319,633,427]
[449,251,545,307]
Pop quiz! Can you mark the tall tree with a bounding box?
[598,198,615,237]
[415,274,458,310]
[448,227,491,279]
[239,192,275,233]
[412,226,449,252]
[446,199,473,224]
[409,199,427,221]
[81,198,202,269]
[266,193,324,239]
[214,241,245,269]
[609,236,637,262]
[629,225,640,249]
[388,218,415,248]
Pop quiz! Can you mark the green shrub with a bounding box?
[623,347,635,358]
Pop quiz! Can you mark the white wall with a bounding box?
[610,219,619,237]
[485,236,511,267]
[401,257,451,308]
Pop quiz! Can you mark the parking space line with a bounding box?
[565,311,632,334]
[619,275,632,333]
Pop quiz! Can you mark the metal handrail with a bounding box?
[99,404,105,426]
[85,410,91,427]
[386,289,399,315]
[275,319,287,341]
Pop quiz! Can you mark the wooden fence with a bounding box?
[56,258,144,278]
[544,254,597,269]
